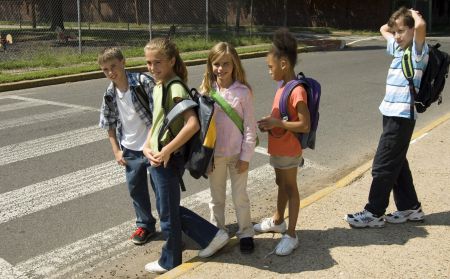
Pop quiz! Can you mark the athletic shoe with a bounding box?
[130,227,155,245]
[385,206,425,223]
[198,229,229,258]
[253,217,287,233]
[239,237,255,254]
[344,210,385,228]
[275,234,299,256]
[144,260,168,274]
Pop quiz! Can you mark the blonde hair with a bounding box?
[98,47,124,65]
[200,42,251,95]
[144,37,187,83]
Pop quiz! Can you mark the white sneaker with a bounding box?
[385,206,425,223]
[275,234,299,256]
[198,229,229,258]
[344,209,385,228]
[144,260,168,274]
[253,217,287,233]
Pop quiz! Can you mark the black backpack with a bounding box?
[158,80,216,191]
[402,43,450,114]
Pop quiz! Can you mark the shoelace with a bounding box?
[130,227,145,239]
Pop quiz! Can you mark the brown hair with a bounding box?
[200,42,251,94]
[144,37,187,83]
[388,7,415,29]
[97,47,124,65]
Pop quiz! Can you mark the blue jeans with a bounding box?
[150,153,218,270]
[123,148,157,232]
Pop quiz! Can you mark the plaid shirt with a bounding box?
[99,72,155,145]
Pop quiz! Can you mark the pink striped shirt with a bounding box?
[213,81,257,162]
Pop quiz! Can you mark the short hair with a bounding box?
[388,7,415,29]
[98,47,124,65]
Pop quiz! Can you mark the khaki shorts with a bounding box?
[270,155,303,169]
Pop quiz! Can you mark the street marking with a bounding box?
[0,100,44,112]
[7,95,99,112]
[0,161,124,224]
[410,133,428,145]
[0,107,82,130]
[0,258,24,279]
[254,146,329,171]
[0,125,104,166]
[6,164,275,279]
[345,36,379,46]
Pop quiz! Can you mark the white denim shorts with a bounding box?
[269,155,303,169]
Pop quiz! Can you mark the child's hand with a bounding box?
[153,147,172,168]
[235,160,249,174]
[257,115,280,131]
[143,147,161,167]
[114,150,127,166]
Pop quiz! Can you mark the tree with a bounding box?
[50,0,65,30]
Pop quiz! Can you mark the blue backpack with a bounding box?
[279,72,321,150]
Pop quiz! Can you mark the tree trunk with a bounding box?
[50,0,65,31]
[135,0,141,25]
[31,0,36,29]
[235,0,241,34]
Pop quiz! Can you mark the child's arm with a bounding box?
[143,129,161,166]
[411,9,426,53]
[107,129,127,166]
[153,107,200,167]
[258,101,310,134]
[380,24,393,41]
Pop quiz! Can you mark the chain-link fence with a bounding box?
[0,0,280,61]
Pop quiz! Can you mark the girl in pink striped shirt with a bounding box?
[200,42,257,254]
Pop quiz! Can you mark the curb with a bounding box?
[0,39,345,93]
[156,112,450,279]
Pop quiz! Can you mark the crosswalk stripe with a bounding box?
[0,125,104,166]
[0,108,83,130]
[6,96,99,112]
[0,161,124,224]
[0,100,44,112]
[9,164,275,279]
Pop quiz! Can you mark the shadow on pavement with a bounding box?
[201,210,450,275]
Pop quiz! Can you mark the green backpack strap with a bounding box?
[401,46,416,120]
[210,89,259,146]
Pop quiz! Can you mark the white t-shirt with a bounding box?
[116,88,149,151]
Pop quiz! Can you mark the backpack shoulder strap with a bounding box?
[279,79,302,121]
[134,73,152,116]
[210,90,244,133]
[401,46,416,120]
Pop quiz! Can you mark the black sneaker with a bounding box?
[239,237,254,254]
[130,227,155,245]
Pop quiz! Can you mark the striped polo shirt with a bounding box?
[379,37,429,119]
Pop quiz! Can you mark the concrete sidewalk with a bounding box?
[159,114,450,279]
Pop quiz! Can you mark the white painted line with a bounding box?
[0,108,82,130]
[0,258,24,279]
[254,146,329,171]
[8,96,99,112]
[346,36,379,46]
[0,100,44,112]
[410,132,428,145]
[0,161,124,224]
[254,146,269,156]
[8,163,275,279]
[0,125,104,166]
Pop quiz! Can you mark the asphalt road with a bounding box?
[1,36,449,278]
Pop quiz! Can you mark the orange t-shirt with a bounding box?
[268,85,307,157]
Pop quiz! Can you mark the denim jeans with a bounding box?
[150,153,218,270]
[365,116,420,216]
[123,148,157,232]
